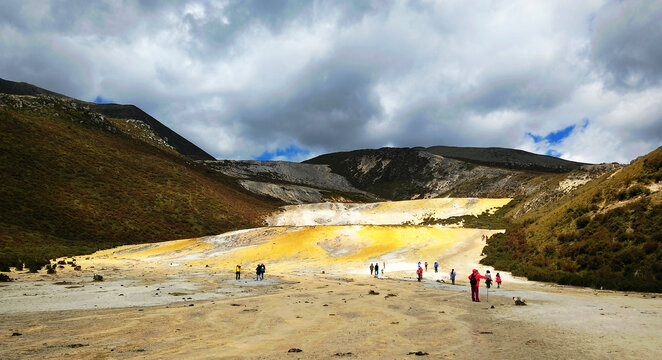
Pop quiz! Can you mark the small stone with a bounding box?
[288,348,302,353]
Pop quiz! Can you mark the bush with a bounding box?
[0,273,12,282]
[628,185,650,198]
[576,215,590,229]
[46,264,56,274]
[643,240,658,254]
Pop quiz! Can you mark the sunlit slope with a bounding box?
[91,225,503,274]
[90,198,511,275]
[266,198,512,226]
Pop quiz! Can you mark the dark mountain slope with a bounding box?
[0,77,214,161]
[0,93,277,269]
[424,145,588,172]
[304,147,608,201]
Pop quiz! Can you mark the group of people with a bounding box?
[233,263,267,281]
[369,262,384,277]
[255,263,266,280]
[468,269,502,302]
[412,261,504,302]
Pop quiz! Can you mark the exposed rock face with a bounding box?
[204,160,367,194]
[237,180,326,204]
[304,147,622,205]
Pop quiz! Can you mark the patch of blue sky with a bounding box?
[528,124,576,145]
[255,145,310,161]
[93,95,114,104]
[546,149,562,157]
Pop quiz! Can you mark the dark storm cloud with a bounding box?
[461,75,568,113]
[592,0,662,89]
[229,59,383,151]
[180,0,391,58]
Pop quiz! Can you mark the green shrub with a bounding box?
[576,215,590,229]
[628,185,650,198]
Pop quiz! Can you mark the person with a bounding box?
[235,265,241,280]
[434,261,439,273]
[374,263,379,277]
[468,269,488,302]
[496,273,502,288]
[425,261,428,271]
[450,269,456,285]
[370,263,374,275]
[382,262,385,276]
[485,270,492,289]
[416,266,423,282]
[256,264,261,281]
[260,264,266,280]
[418,261,421,269]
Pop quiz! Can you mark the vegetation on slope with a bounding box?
[0,94,278,271]
[481,147,662,292]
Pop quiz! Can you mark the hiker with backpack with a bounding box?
[235,265,241,280]
[416,265,423,282]
[370,263,374,275]
[434,261,439,273]
[260,264,265,280]
[374,263,379,278]
[485,270,492,289]
[450,269,456,285]
[496,273,502,288]
[468,269,488,302]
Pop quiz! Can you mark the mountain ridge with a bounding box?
[0,77,214,161]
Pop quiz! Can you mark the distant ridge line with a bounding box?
[0,77,215,161]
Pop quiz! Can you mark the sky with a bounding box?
[1,0,661,163]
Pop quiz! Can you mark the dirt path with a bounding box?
[2,266,661,360]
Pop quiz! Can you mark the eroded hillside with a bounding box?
[0,94,278,270]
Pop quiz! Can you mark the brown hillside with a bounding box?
[0,94,277,269]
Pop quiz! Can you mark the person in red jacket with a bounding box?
[416,266,423,282]
[496,273,502,288]
[468,269,488,302]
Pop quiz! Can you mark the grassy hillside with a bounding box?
[0,94,278,270]
[481,146,662,292]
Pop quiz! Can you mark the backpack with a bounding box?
[469,273,477,286]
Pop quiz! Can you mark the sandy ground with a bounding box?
[2,198,661,359]
[2,253,661,359]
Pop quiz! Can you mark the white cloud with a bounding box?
[0,0,660,162]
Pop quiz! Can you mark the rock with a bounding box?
[513,297,526,306]
[12,332,22,336]
[408,351,429,356]
[93,274,103,281]
[368,290,380,295]
[288,348,303,353]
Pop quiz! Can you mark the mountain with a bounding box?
[423,145,588,172]
[0,77,215,161]
[303,147,618,202]
[2,78,659,292]
[0,91,277,270]
[481,146,662,291]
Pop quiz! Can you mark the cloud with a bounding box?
[591,0,662,89]
[1,0,660,164]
